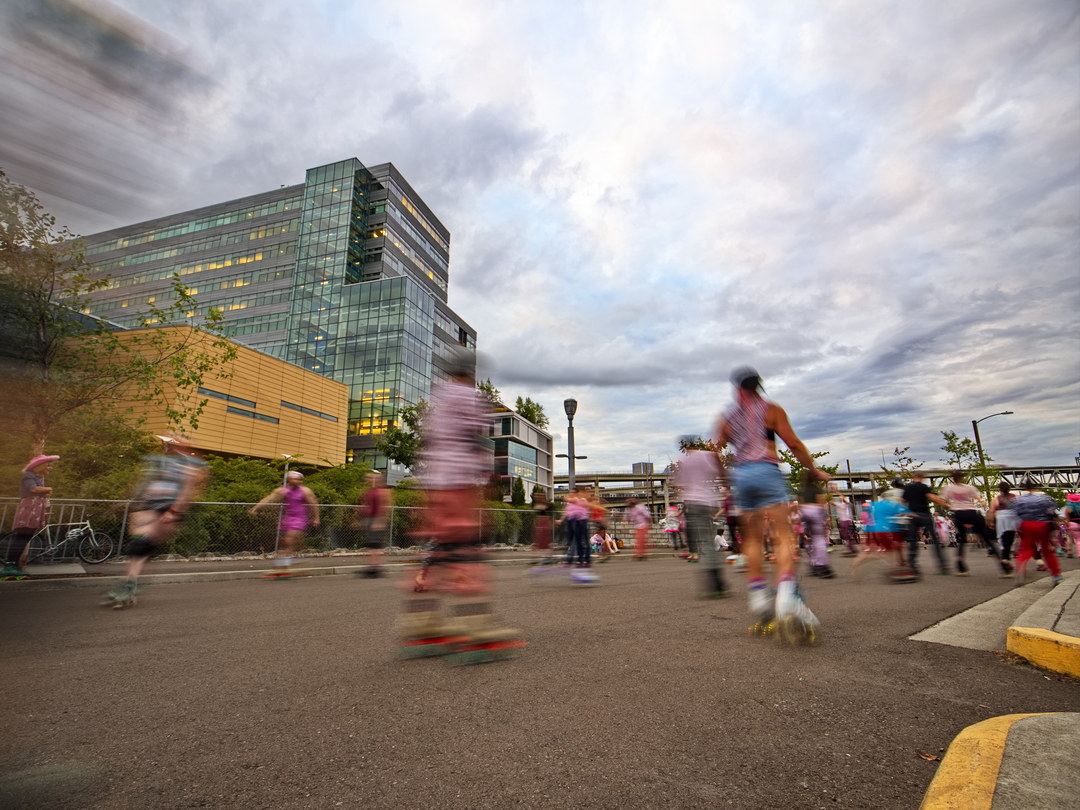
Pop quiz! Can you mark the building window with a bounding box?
[226,405,279,424]
[198,387,256,409]
[280,400,340,422]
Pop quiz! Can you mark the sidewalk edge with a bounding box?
[919,713,1055,810]
[1005,626,1080,678]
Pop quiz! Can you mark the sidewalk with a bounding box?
[921,571,1080,810]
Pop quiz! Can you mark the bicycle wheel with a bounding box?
[24,531,52,566]
[78,531,115,564]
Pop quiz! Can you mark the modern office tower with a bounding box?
[489,409,554,501]
[78,158,476,477]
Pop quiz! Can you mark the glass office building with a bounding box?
[79,158,476,476]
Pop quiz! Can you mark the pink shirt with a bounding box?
[627,504,651,529]
[420,380,490,490]
[675,449,721,507]
[942,483,981,511]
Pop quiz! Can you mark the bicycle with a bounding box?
[4,520,116,570]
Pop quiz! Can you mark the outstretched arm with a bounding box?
[249,487,284,514]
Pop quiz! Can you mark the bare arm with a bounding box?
[303,487,320,526]
[249,487,284,514]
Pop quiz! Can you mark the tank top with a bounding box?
[724,395,777,464]
[282,485,308,522]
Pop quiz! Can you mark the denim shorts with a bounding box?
[730,462,791,511]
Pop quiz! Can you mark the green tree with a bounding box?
[511,476,526,506]
[375,398,427,471]
[879,446,924,480]
[940,430,984,470]
[514,395,549,429]
[476,377,502,409]
[0,171,236,453]
[778,448,840,491]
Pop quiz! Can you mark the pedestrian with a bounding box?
[901,472,952,576]
[355,471,389,578]
[626,497,652,560]
[1013,479,1063,586]
[561,489,591,567]
[663,505,684,555]
[941,471,1011,576]
[1062,493,1080,559]
[829,491,859,557]
[2,454,59,578]
[103,436,208,607]
[715,366,830,643]
[250,470,320,576]
[987,482,1020,567]
[798,469,834,579]
[395,352,523,662]
[530,491,556,566]
[675,441,728,596]
[852,495,913,581]
[721,488,741,554]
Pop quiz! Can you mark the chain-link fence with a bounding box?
[0,498,566,561]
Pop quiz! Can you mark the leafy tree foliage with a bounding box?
[514,396,549,429]
[511,476,526,506]
[374,398,427,472]
[778,448,840,491]
[0,171,236,454]
[476,377,502,409]
[940,430,986,470]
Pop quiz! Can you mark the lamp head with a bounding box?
[563,398,578,419]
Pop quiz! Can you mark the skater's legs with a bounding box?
[686,503,724,592]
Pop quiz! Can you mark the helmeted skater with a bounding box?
[715,366,830,643]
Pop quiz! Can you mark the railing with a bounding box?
[0,499,564,562]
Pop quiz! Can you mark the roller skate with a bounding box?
[263,558,295,579]
[445,602,526,665]
[774,580,821,645]
[887,567,920,584]
[0,565,30,581]
[570,566,600,586]
[396,598,465,659]
[102,579,138,609]
[746,582,776,638]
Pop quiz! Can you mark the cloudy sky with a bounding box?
[3,0,1078,474]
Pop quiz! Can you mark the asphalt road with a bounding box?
[1,552,1077,809]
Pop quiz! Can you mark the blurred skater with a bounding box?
[716,367,830,642]
[941,471,1010,577]
[675,440,727,596]
[626,498,652,560]
[1013,479,1062,586]
[104,437,207,607]
[2,454,59,579]
[829,491,859,557]
[530,491,555,566]
[901,472,951,576]
[250,470,320,576]
[355,471,389,578]
[798,470,833,578]
[396,353,523,662]
[988,482,1019,567]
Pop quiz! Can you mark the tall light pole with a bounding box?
[556,398,587,493]
[972,411,1013,505]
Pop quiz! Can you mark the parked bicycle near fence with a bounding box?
[2,520,116,572]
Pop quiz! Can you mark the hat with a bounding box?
[23,454,59,472]
[285,470,304,480]
[730,366,762,392]
[1067,493,1080,503]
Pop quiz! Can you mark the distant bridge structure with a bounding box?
[555,466,1080,508]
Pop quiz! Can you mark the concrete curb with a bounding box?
[919,713,1053,810]
[1005,627,1080,678]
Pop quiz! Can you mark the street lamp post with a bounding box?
[972,411,1013,505]
[556,398,587,493]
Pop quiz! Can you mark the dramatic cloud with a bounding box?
[4,0,1078,471]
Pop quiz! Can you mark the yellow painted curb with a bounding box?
[1006,626,1080,678]
[919,713,1054,810]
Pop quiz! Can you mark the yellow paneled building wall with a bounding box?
[116,326,348,466]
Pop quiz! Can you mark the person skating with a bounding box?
[355,471,389,578]
[715,366,830,643]
[941,471,1011,577]
[250,470,320,576]
[626,498,652,559]
[901,472,952,576]
[675,441,728,597]
[104,437,207,607]
[2,454,59,579]
[1013,479,1063,586]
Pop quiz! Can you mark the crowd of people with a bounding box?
[4,363,1078,657]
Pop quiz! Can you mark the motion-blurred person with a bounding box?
[561,489,591,568]
[2,454,59,579]
[715,366,830,643]
[798,470,833,579]
[355,471,389,578]
[626,498,652,560]
[675,441,727,596]
[721,488,741,554]
[103,437,207,608]
[941,471,1011,577]
[988,482,1020,569]
[662,505,684,556]
[396,354,524,663]
[530,491,556,566]
[1063,493,1080,558]
[1013,479,1063,586]
[250,471,320,577]
[852,495,914,582]
[829,491,859,557]
[901,472,951,576]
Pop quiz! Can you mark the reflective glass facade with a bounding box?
[79,158,476,476]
